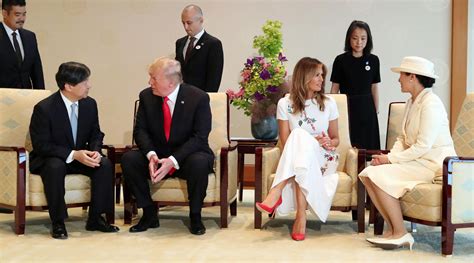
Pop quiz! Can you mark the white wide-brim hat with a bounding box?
[391,56,439,79]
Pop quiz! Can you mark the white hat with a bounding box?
[391,56,439,79]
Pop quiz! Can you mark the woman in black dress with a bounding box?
[330,20,381,150]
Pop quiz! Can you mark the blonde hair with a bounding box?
[290,57,328,113]
[148,57,183,85]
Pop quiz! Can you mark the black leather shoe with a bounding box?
[86,216,120,233]
[129,215,160,233]
[51,222,68,239]
[190,219,206,235]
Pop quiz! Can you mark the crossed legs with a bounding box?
[260,176,308,235]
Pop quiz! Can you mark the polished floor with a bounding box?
[0,190,473,262]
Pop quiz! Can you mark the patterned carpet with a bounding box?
[1,190,473,262]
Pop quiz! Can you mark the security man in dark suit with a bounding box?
[0,0,44,89]
[29,62,119,239]
[175,4,223,92]
[122,57,214,235]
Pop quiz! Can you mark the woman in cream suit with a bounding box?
[359,56,456,250]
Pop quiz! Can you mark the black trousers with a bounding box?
[121,150,212,215]
[37,157,114,222]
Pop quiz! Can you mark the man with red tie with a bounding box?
[122,57,214,235]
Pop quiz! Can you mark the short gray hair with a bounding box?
[148,57,183,85]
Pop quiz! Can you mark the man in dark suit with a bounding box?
[0,0,44,89]
[29,62,119,239]
[175,4,223,92]
[122,57,214,235]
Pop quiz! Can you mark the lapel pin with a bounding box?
[195,45,201,50]
[181,100,184,104]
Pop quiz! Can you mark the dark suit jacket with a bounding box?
[0,22,44,89]
[134,84,214,166]
[175,31,223,93]
[29,91,104,173]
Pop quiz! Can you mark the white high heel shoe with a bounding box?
[366,236,386,244]
[371,233,415,250]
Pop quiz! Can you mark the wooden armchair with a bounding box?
[0,88,114,235]
[360,94,474,255]
[123,93,238,228]
[254,94,364,232]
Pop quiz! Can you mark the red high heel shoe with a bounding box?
[291,232,305,241]
[255,196,282,218]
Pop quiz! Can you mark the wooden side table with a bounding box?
[230,137,278,201]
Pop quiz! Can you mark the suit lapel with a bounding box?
[0,23,20,69]
[155,95,167,143]
[169,86,187,142]
[184,32,208,63]
[177,36,187,62]
[53,92,75,147]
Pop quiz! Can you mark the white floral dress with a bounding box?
[272,94,339,222]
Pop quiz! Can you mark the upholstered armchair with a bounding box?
[254,94,364,232]
[0,88,114,235]
[123,93,238,228]
[361,94,474,256]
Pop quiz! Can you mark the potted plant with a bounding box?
[227,20,289,139]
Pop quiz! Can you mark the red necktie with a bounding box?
[163,97,171,140]
[162,96,175,174]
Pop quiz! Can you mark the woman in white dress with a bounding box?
[359,56,456,250]
[256,57,340,241]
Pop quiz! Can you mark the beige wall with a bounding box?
[24,0,451,146]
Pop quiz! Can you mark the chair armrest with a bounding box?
[443,156,474,224]
[0,147,27,207]
[217,144,238,202]
[255,146,281,199]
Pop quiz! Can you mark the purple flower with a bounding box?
[259,69,271,80]
[246,58,254,67]
[266,85,278,93]
[253,92,265,101]
[278,52,288,62]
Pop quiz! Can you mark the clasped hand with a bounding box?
[316,132,335,151]
[73,150,101,168]
[148,155,174,183]
[371,154,390,166]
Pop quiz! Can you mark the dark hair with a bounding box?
[344,20,373,55]
[55,62,91,90]
[2,0,26,11]
[415,74,435,88]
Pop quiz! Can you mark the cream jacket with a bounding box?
[388,88,456,172]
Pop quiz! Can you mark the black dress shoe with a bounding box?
[51,222,68,240]
[129,215,160,233]
[190,219,206,235]
[86,216,120,232]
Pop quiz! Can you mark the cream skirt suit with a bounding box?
[359,88,456,198]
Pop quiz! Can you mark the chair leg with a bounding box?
[441,225,455,256]
[123,181,133,224]
[220,201,228,228]
[14,206,25,235]
[373,207,384,235]
[115,173,122,204]
[230,200,237,216]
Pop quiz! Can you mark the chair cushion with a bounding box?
[400,183,442,222]
[150,173,220,203]
[28,174,91,206]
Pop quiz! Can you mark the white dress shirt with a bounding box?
[60,91,79,163]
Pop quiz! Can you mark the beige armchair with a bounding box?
[361,94,474,256]
[254,94,364,232]
[123,93,238,228]
[0,88,114,235]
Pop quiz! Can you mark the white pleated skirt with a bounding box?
[271,128,339,222]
